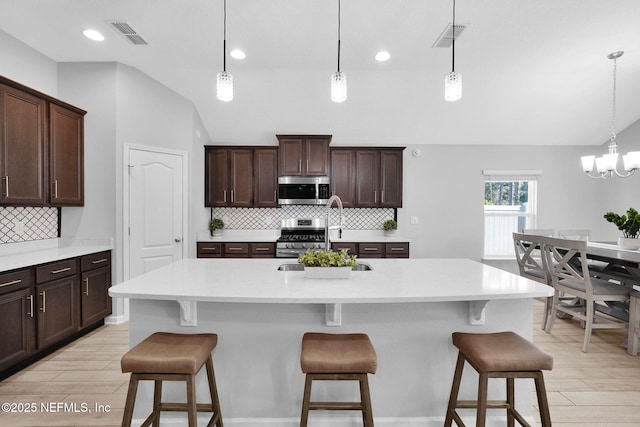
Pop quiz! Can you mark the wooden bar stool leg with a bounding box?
[151,379,162,427]
[300,374,312,427]
[122,374,139,427]
[205,356,224,427]
[534,372,552,427]
[476,372,488,427]
[444,352,465,427]
[186,374,198,427]
[506,377,515,427]
[359,374,374,427]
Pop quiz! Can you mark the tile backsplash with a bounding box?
[210,206,395,230]
[0,207,58,243]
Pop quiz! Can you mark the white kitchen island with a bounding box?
[109,258,552,427]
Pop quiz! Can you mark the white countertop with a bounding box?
[0,238,113,272]
[196,229,410,243]
[109,257,551,304]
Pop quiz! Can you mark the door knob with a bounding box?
[175,238,182,243]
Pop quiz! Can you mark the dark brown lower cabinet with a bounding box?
[197,242,276,258]
[36,276,79,350]
[81,266,111,327]
[332,242,410,258]
[0,287,36,372]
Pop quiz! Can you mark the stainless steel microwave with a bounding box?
[278,176,330,205]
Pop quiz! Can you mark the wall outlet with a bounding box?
[13,220,25,235]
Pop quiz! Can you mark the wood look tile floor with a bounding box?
[1,300,639,426]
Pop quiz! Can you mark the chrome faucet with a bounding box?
[325,195,344,250]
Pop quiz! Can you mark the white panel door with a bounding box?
[128,148,184,279]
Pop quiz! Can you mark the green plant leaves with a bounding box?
[604,207,640,238]
[298,249,357,267]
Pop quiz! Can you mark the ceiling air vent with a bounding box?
[432,23,468,48]
[107,21,148,45]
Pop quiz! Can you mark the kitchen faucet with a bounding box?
[324,195,344,250]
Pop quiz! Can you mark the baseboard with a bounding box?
[104,314,127,324]
[139,415,536,426]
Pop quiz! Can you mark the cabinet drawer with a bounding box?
[0,269,33,294]
[358,243,384,258]
[250,243,276,258]
[197,242,223,258]
[36,259,78,283]
[331,242,358,255]
[80,251,111,271]
[386,242,410,258]
[224,243,249,257]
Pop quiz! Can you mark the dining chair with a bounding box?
[513,232,553,330]
[541,236,631,352]
[523,228,555,237]
[557,229,591,241]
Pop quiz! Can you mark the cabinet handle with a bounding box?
[254,247,270,252]
[27,294,34,318]
[91,258,108,264]
[223,190,227,202]
[50,267,71,274]
[362,247,379,252]
[307,159,309,172]
[2,175,8,197]
[227,247,243,251]
[201,246,219,251]
[299,159,302,172]
[40,291,46,313]
[53,180,58,199]
[0,279,21,288]
[374,191,377,203]
[231,190,234,203]
[84,278,89,296]
[390,247,405,251]
[381,190,384,203]
[274,190,277,202]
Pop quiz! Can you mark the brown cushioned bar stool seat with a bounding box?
[300,332,377,427]
[444,332,553,427]
[120,332,223,427]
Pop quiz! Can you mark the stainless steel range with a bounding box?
[276,218,326,258]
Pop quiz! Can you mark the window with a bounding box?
[483,170,541,259]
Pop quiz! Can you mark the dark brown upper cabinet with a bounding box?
[352,148,404,208]
[330,149,356,207]
[205,147,254,207]
[0,76,85,207]
[253,148,279,207]
[277,135,331,176]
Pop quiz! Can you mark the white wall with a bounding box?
[0,29,57,95]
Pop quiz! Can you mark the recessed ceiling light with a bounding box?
[230,49,246,60]
[83,29,105,41]
[375,51,390,62]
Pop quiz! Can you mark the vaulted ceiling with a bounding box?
[2,0,639,146]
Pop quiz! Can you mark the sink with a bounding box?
[277,263,372,271]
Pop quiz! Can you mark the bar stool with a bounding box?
[300,332,377,427]
[444,331,553,427]
[120,332,223,427]
[628,290,640,356]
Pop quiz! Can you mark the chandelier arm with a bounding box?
[613,168,636,178]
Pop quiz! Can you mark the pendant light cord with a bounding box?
[223,0,227,72]
[451,0,456,73]
[337,0,341,72]
[610,56,617,143]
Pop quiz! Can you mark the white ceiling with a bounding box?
[1,0,639,146]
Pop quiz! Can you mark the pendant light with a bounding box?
[216,0,233,102]
[581,51,640,178]
[444,0,462,102]
[331,0,347,103]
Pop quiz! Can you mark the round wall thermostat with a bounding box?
[412,148,422,157]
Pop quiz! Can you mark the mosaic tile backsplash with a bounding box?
[210,206,395,230]
[0,207,58,243]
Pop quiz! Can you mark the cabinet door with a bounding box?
[197,242,223,258]
[250,243,276,258]
[229,149,253,207]
[380,150,403,207]
[81,266,111,328]
[355,150,379,207]
[305,138,330,176]
[49,104,84,206]
[0,84,47,206]
[254,148,278,207]
[0,288,36,371]
[205,148,229,206]
[330,149,356,207]
[358,243,385,258]
[278,138,304,176]
[331,242,358,255]
[36,277,79,349]
[223,243,249,257]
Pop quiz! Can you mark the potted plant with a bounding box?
[383,219,397,237]
[209,218,225,237]
[604,208,640,249]
[298,249,357,279]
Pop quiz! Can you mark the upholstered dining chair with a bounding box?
[541,236,631,352]
[513,232,552,329]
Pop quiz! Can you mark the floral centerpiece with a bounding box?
[604,208,640,249]
[298,249,357,279]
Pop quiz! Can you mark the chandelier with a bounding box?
[444,0,462,102]
[216,0,233,102]
[331,0,347,103]
[581,51,640,178]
